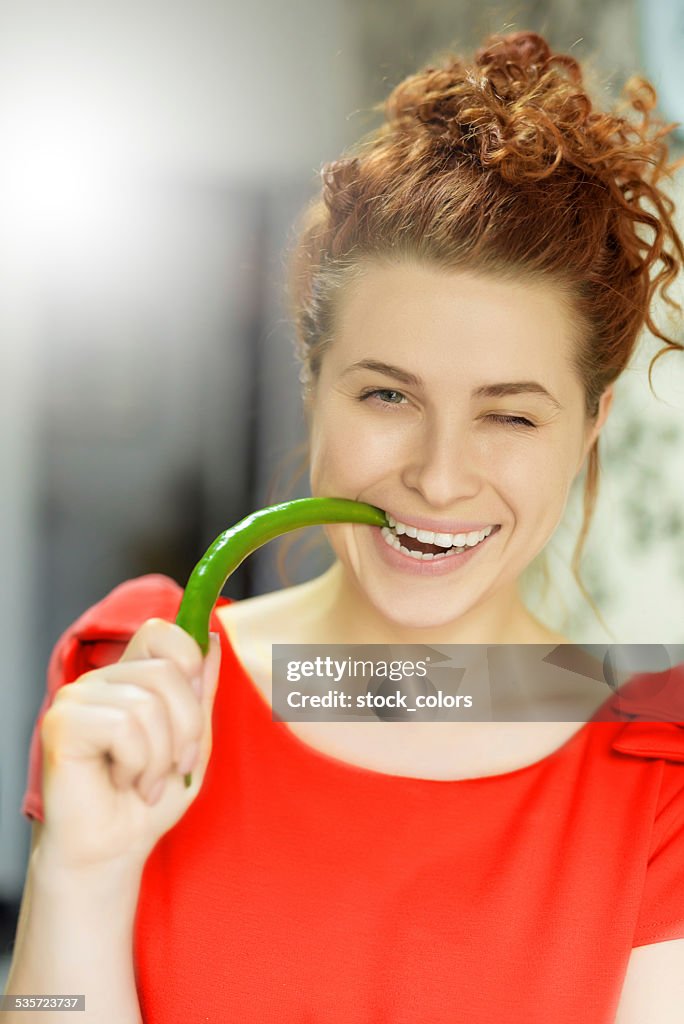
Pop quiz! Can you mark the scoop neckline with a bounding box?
[213,600,611,787]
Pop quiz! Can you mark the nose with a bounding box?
[401,413,482,506]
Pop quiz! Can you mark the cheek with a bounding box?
[310,411,396,491]
[309,431,354,494]
[489,433,578,506]
[502,441,580,534]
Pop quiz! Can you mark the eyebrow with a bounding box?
[342,359,563,410]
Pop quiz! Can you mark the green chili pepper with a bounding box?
[175,497,388,786]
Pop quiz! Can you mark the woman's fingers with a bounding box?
[42,697,151,796]
[119,618,205,694]
[38,618,222,872]
[58,679,175,798]
[72,659,204,772]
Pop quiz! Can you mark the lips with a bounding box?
[371,521,500,576]
[387,513,499,534]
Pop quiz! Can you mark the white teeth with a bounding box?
[384,518,496,548]
[416,528,435,543]
[379,526,492,561]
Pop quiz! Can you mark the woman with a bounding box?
[8,30,684,1024]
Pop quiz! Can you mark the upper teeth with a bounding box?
[386,516,495,548]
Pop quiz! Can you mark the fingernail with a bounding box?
[178,742,199,775]
[146,779,165,805]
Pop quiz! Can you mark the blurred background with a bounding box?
[1,0,683,980]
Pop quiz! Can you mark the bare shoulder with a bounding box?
[215,580,319,678]
[615,939,684,1021]
[216,580,335,708]
[216,581,310,639]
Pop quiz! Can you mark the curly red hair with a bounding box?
[273,30,684,626]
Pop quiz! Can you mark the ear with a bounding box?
[579,385,614,471]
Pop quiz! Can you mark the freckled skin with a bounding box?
[302,261,613,645]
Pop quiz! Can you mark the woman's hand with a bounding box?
[37,618,221,873]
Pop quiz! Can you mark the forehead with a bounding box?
[332,260,577,379]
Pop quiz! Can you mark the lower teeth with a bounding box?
[381,527,481,560]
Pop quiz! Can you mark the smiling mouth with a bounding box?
[380,524,501,560]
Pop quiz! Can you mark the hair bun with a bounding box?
[474,30,583,98]
[382,31,605,183]
[475,30,554,75]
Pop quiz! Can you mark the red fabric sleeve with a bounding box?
[632,763,684,946]
[22,573,226,824]
[606,662,684,947]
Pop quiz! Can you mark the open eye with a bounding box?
[357,388,407,407]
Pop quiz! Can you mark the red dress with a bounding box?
[22,574,684,1024]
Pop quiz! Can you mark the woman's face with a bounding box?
[306,260,612,630]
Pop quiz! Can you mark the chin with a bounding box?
[364,584,480,632]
